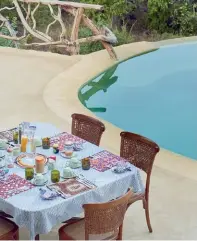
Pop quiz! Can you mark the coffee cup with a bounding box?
[34,174,45,185]
[63,167,75,178]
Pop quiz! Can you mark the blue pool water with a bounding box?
[79,42,197,159]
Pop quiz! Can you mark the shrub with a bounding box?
[0,16,18,47]
[148,0,197,35]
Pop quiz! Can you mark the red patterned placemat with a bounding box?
[50,132,86,151]
[49,179,92,196]
[90,150,127,172]
[0,128,17,142]
[0,174,34,199]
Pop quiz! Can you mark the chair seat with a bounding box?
[0,217,17,237]
[61,219,118,240]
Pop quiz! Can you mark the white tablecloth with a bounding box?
[0,123,144,240]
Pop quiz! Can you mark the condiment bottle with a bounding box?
[35,156,44,173]
[64,141,73,158]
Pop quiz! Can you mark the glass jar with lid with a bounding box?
[64,141,73,158]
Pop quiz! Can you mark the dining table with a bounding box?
[0,122,144,240]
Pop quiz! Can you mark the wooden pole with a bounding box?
[70,7,84,55]
[63,7,117,60]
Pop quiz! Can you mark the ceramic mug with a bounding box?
[34,174,45,185]
[63,167,75,178]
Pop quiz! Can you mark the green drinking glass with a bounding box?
[51,170,60,183]
[25,168,34,180]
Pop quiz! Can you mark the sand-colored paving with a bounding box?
[0,37,197,239]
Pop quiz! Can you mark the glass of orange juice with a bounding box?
[21,135,28,152]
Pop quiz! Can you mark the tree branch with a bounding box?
[48,4,66,40]
[70,7,84,54]
[0,13,18,47]
[18,0,103,10]
[13,0,50,42]
[0,7,15,12]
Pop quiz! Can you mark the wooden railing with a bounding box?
[0,0,117,59]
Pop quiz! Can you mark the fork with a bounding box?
[78,174,97,187]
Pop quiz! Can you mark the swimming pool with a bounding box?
[79,42,197,160]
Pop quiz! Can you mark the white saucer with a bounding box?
[60,152,77,159]
[31,178,48,186]
[60,172,77,179]
[0,146,8,150]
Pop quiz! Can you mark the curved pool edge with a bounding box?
[43,39,197,181]
[78,48,159,106]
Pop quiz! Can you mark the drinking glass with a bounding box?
[25,168,34,180]
[51,170,60,183]
[21,135,28,152]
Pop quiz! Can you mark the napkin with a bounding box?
[73,143,84,151]
[112,162,132,174]
[39,188,60,200]
[0,169,9,181]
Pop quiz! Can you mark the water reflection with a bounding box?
[78,65,118,112]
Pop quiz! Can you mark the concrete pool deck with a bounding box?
[1,37,197,239]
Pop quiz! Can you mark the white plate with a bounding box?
[16,153,47,168]
[0,145,8,150]
[60,172,77,179]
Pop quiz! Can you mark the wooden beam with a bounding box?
[18,0,103,10]
[63,7,117,60]
[70,7,84,55]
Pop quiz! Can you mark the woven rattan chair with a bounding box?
[0,216,19,240]
[71,113,105,146]
[59,190,132,240]
[120,132,160,233]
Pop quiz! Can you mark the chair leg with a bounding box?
[14,230,19,240]
[35,234,40,240]
[117,225,123,240]
[143,199,153,233]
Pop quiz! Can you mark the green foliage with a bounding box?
[113,25,134,46]
[0,16,17,47]
[79,23,134,55]
[79,27,103,54]
[80,0,131,24]
[148,0,197,35]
